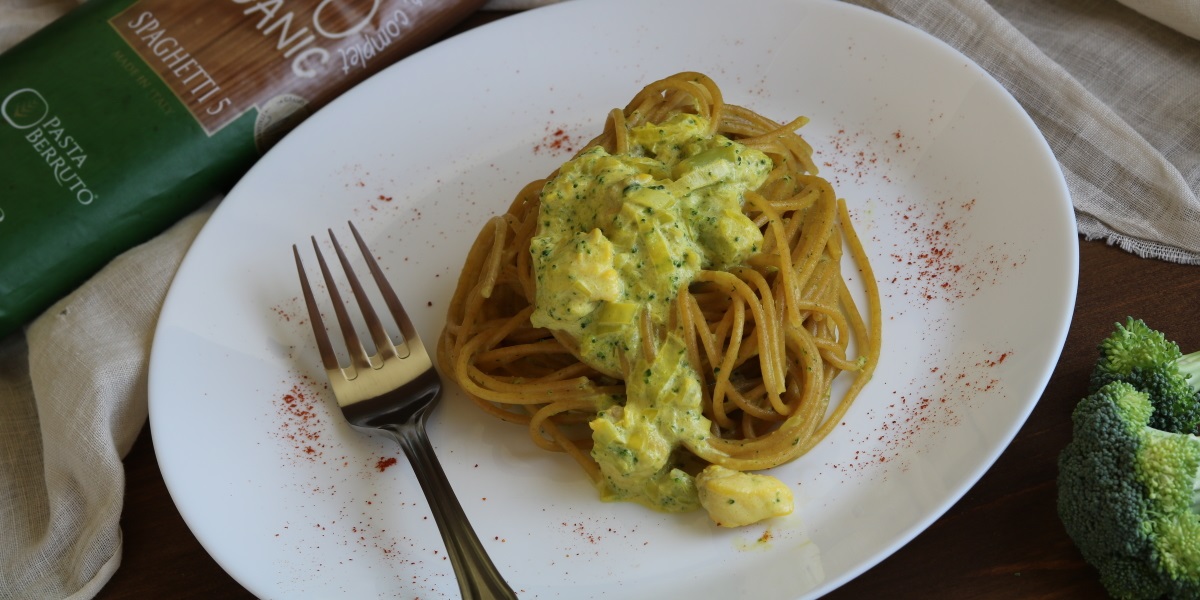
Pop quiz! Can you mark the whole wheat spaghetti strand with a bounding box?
[795,202,882,454]
[696,270,787,414]
[527,407,602,483]
[744,191,801,327]
[473,339,576,370]
[528,399,606,452]
[705,295,747,429]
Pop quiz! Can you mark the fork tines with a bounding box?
[293,222,419,378]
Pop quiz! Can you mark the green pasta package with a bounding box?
[0,0,483,339]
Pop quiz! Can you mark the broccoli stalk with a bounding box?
[1090,318,1200,434]
[1058,381,1200,599]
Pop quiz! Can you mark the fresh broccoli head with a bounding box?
[1058,380,1200,599]
[1090,318,1200,434]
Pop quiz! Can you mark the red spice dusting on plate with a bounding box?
[549,514,641,561]
[533,123,582,157]
[270,303,295,322]
[816,125,910,187]
[885,197,972,303]
[268,372,451,586]
[874,194,1027,311]
[272,376,331,462]
[269,295,308,332]
[830,348,1014,480]
[568,521,602,545]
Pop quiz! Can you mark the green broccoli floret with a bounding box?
[1090,318,1200,434]
[1058,380,1200,599]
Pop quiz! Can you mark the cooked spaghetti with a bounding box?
[438,72,880,526]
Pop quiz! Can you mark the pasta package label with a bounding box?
[110,0,441,142]
[0,0,483,339]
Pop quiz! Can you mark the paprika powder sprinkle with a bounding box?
[532,122,582,156]
[829,348,1014,480]
[273,377,330,463]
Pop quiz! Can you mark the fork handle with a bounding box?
[386,422,519,600]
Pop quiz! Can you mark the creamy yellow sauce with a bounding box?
[529,114,793,525]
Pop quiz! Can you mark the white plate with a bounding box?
[149,0,1077,597]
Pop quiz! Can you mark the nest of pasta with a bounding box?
[438,71,880,489]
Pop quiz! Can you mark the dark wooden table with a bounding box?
[92,11,1198,600]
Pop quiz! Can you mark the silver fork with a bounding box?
[293,221,517,600]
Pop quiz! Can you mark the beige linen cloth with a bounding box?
[1,0,1198,598]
